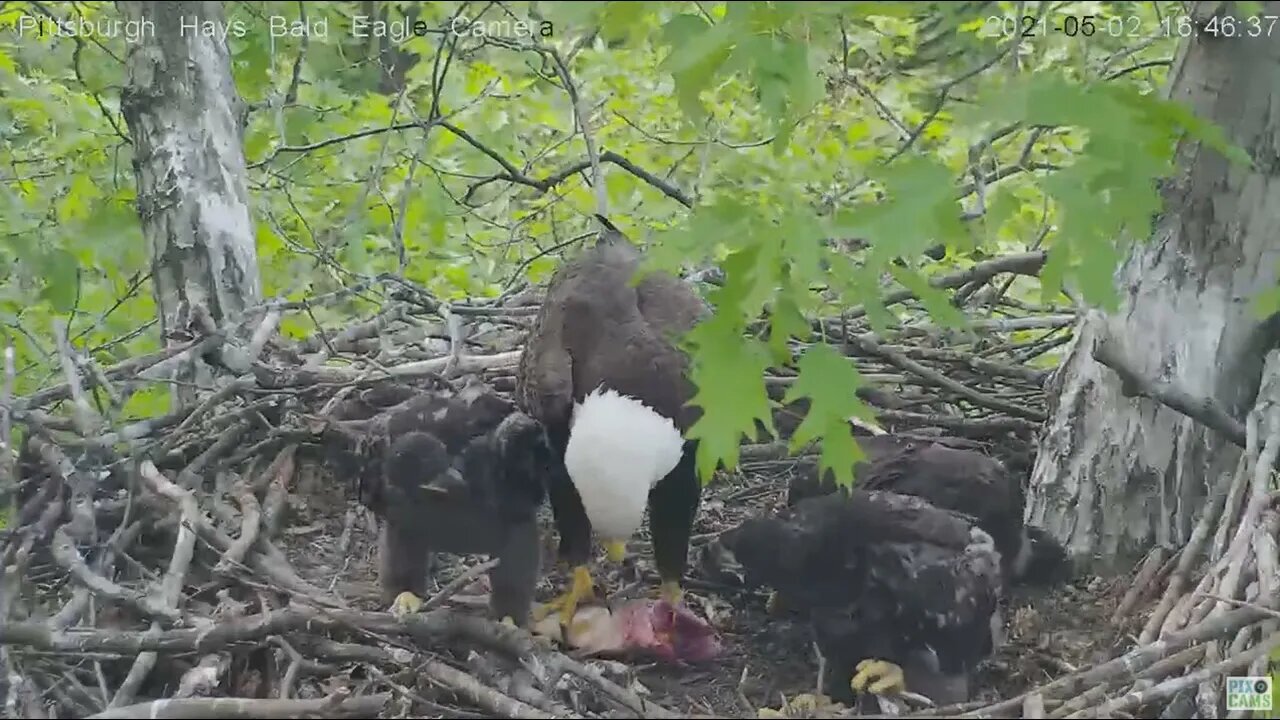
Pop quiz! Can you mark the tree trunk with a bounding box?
[1026,6,1280,571]
[118,1,262,406]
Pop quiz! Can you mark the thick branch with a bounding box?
[846,251,1048,320]
[1093,335,1247,448]
[847,333,1046,422]
[87,692,389,719]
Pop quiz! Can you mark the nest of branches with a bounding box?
[0,263,1275,719]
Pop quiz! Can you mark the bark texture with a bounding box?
[118,0,262,405]
[1026,5,1280,570]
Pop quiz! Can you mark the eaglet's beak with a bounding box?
[421,467,467,497]
[604,539,627,563]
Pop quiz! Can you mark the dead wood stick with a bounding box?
[177,422,247,487]
[960,604,1275,718]
[1075,631,1280,719]
[1143,449,1248,642]
[1207,415,1280,621]
[1249,509,1279,661]
[1112,545,1171,625]
[53,318,101,437]
[271,636,336,700]
[259,444,296,537]
[50,518,146,630]
[1138,643,1207,681]
[871,408,1040,434]
[13,333,225,412]
[1212,433,1256,562]
[174,653,229,699]
[366,665,488,719]
[245,308,282,364]
[1093,336,1246,448]
[846,333,1045,421]
[159,377,255,454]
[0,605,677,717]
[466,650,579,717]
[86,691,389,719]
[421,559,499,613]
[213,481,261,576]
[422,657,556,719]
[868,699,990,718]
[48,526,180,623]
[195,489,344,606]
[844,251,1048,321]
[872,343,1049,385]
[251,444,299,496]
[111,461,201,708]
[0,606,483,654]
[27,435,96,544]
[253,349,521,389]
[1195,593,1280,621]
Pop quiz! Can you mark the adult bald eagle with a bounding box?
[515,217,708,629]
[318,378,550,626]
[786,435,1070,586]
[715,489,1004,706]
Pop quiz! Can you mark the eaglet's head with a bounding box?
[383,431,465,518]
[713,516,811,590]
[564,386,684,557]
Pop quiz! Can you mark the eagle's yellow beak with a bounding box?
[604,539,626,563]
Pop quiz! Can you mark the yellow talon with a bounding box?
[851,659,906,695]
[390,591,423,618]
[532,565,594,626]
[499,616,517,628]
[659,580,683,605]
[604,539,626,563]
[756,692,840,718]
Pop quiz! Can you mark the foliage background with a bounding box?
[0,0,1251,483]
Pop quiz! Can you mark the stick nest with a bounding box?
[0,277,1275,719]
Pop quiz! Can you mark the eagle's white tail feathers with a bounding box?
[564,387,685,541]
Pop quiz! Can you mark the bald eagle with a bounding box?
[714,489,1004,706]
[515,217,708,631]
[786,435,1070,586]
[318,379,550,626]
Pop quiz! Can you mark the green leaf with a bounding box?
[838,156,967,267]
[1253,284,1280,320]
[39,248,79,313]
[781,343,872,488]
[123,384,172,419]
[278,314,312,341]
[659,13,737,120]
[1039,241,1071,306]
[57,174,101,223]
[684,312,776,483]
[599,1,649,43]
[767,290,810,365]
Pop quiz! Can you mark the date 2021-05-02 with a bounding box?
[985,12,1279,39]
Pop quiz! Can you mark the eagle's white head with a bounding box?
[563,386,685,554]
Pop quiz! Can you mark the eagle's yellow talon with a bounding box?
[532,565,594,626]
[659,580,683,605]
[390,591,423,618]
[851,659,906,695]
[499,616,517,628]
[757,692,839,718]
